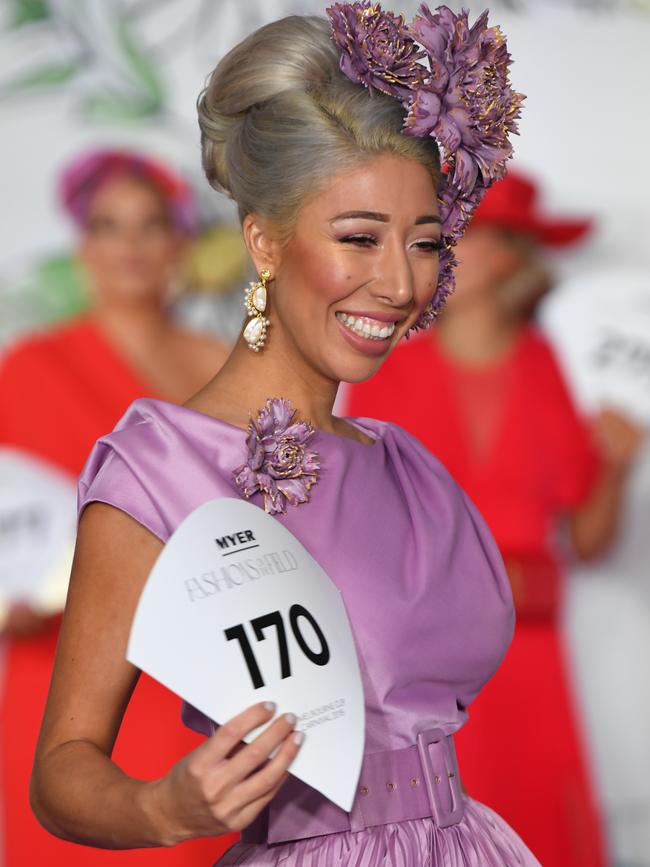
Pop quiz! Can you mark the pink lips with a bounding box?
[335,312,402,358]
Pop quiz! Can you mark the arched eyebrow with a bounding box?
[331,210,442,225]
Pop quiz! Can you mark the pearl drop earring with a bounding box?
[242,269,271,352]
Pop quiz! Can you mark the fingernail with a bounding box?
[263,701,277,713]
[292,731,305,746]
[284,712,297,727]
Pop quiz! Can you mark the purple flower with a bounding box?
[413,241,457,329]
[437,173,485,240]
[406,5,525,194]
[327,2,425,99]
[410,173,486,329]
[233,399,320,515]
[407,5,524,329]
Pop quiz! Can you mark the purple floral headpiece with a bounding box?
[327,2,525,329]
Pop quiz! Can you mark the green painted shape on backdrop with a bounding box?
[0,254,89,348]
[80,16,165,121]
[81,93,159,121]
[115,17,164,110]
[10,0,50,28]
[10,62,79,90]
[34,255,89,320]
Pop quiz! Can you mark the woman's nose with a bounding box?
[371,244,414,307]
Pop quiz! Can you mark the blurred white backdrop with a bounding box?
[1,0,649,278]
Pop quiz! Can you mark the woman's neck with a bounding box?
[436,300,521,366]
[90,297,171,347]
[187,336,342,436]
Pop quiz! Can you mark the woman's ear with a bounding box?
[242,213,282,277]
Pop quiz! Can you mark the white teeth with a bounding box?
[336,312,396,341]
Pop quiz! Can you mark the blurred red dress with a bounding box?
[347,326,606,867]
[0,318,236,866]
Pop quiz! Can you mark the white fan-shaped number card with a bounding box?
[0,447,76,627]
[128,497,365,811]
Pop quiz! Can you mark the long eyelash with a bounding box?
[338,234,377,246]
[415,240,444,253]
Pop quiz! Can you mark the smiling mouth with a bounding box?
[335,312,396,341]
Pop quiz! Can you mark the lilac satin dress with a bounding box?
[78,398,540,866]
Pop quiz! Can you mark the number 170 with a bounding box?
[224,604,330,689]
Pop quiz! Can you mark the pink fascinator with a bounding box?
[59,148,197,235]
[327,2,525,329]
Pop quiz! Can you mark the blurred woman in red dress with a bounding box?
[347,171,642,867]
[0,149,235,866]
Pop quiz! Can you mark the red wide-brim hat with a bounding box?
[471,169,593,246]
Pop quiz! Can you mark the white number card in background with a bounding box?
[0,447,76,628]
[127,497,365,811]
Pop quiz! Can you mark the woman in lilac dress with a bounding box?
[31,6,540,865]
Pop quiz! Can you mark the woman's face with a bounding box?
[77,175,185,306]
[444,224,523,314]
[259,154,441,384]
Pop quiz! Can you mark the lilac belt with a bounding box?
[243,728,465,845]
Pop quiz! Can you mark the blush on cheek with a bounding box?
[278,236,355,315]
[299,253,357,304]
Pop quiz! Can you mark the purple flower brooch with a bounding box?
[327,2,525,329]
[233,399,321,515]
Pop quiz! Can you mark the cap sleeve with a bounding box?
[77,439,168,542]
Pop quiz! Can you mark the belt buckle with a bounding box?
[416,728,464,829]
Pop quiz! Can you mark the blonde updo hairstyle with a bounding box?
[198,16,440,242]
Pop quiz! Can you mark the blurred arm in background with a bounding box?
[570,407,645,560]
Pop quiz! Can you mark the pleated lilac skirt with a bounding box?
[215,796,541,866]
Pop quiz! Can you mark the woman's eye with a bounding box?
[413,239,444,253]
[339,234,378,247]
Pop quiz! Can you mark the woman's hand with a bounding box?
[593,406,645,473]
[152,700,304,845]
[571,408,646,560]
